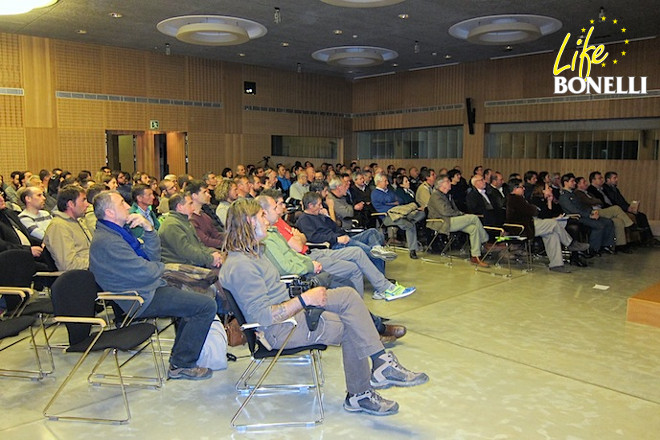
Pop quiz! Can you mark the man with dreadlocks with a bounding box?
[219,198,428,416]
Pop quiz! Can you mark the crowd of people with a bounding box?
[0,160,656,416]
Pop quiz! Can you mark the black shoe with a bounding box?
[570,252,587,267]
[588,248,602,257]
[616,245,633,254]
[409,250,418,259]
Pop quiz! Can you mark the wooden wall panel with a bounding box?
[102,46,147,96]
[188,107,223,133]
[20,36,55,128]
[146,54,187,100]
[57,129,105,172]
[187,132,226,177]
[0,128,27,177]
[222,62,243,134]
[53,40,103,92]
[0,33,21,87]
[57,99,105,129]
[223,133,243,169]
[143,104,188,131]
[106,102,146,131]
[25,128,59,172]
[165,132,186,176]
[188,58,224,102]
[0,96,23,127]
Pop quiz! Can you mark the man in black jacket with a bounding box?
[601,171,655,245]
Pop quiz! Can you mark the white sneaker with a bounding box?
[370,246,398,261]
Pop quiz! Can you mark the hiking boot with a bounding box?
[168,365,213,380]
[370,246,398,261]
[343,389,399,416]
[371,351,429,389]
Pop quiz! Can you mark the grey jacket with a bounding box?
[89,221,166,315]
[427,191,462,234]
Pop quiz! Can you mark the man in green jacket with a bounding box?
[158,193,222,268]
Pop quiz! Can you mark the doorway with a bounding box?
[105,131,187,179]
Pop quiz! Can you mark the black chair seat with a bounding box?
[254,343,327,360]
[0,315,36,339]
[20,298,54,315]
[67,322,156,353]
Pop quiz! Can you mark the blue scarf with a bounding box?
[98,219,150,260]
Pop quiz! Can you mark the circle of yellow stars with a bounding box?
[577,15,629,68]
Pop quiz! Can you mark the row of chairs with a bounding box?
[2,254,327,430]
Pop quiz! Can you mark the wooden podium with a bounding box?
[627,283,660,328]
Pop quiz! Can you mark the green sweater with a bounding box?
[158,211,214,267]
[262,227,314,276]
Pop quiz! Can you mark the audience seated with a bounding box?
[427,175,490,267]
[602,171,656,246]
[129,184,161,239]
[558,174,616,256]
[447,169,468,212]
[158,193,222,268]
[214,178,238,227]
[296,191,396,275]
[506,178,589,273]
[288,172,309,202]
[370,173,425,259]
[187,180,225,249]
[43,185,93,270]
[158,178,178,214]
[574,176,633,253]
[349,171,376,228]
[414,168,436,209]
[327,177,356,230]
[485,172,507,222]
[89,190,216,380]
[465,174,502,226]
[219,198,428,416]
[18,186,52,241]
[234,175,254,199]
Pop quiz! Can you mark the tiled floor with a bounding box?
[2,246,660,439]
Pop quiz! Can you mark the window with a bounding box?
[356,126,463,160]
[485,119,660,160]
[271,135,339,159]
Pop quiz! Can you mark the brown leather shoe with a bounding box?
[379,334,397,344]
[470,256,490,267]
[382,324,407,339]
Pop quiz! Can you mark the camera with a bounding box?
[288,276,320,298]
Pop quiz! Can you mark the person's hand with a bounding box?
[312,261,322,273]
[31,246,43,257]
[590,210,600,220]
[211,251,223,267]
[337,235,350,244]
[126,213,153,231]
[354,201,364,211]
[301,287,327,307]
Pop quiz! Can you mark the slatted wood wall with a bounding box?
[0,32,657,217]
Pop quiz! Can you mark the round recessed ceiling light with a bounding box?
[0,0,58,15]
[321,0,407,7]
[398,14,409,19]
[281,42,289,47]
[312,46,398,67]
[157,15,267,46]
[75,29,87,34]
[334,29,343,35]
[449,14,562,45]
[109,12,123,18]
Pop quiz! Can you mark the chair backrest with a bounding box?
[0,249,36,311]
[222,288,258,353]
[50,270,100,346]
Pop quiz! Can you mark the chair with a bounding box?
[480,224,532,276]
[223,288,327,431]
[0,289,51,380]
[422,218,468,266]
[43,270,162,424]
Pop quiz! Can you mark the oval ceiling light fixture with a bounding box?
[0,0,58,15]
[321,0,406,8]
[157,15,267,46]
[312,46,397,67]
[449,14,562,45]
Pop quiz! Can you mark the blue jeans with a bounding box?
[333,228,386,274]
[138,286,217,368]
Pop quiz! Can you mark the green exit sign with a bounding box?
[149,120,160,130]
